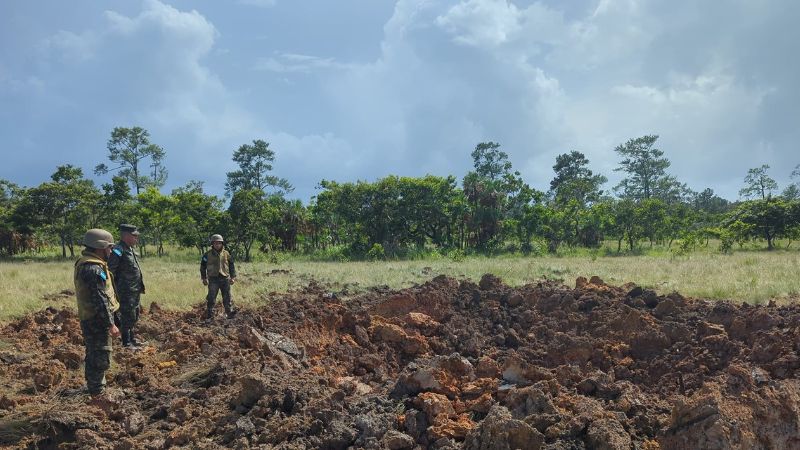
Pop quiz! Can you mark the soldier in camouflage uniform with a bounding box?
[74,229,121,397]
[201,234,237,320]
[108,224,146,349]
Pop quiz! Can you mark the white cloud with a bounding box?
[254,53,352,73]
[4,0,799,199]
[42,30,98,63]
[436,0,522,46]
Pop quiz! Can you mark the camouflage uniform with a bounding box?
[108,239,144,346]
[74,249,119,395]
[201,247,237,317]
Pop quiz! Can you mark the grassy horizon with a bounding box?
[1,245,799,321]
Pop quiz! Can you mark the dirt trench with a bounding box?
[1,274,800,449]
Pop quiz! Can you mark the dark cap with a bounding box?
[119,224,140,236]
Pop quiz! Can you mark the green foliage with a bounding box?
[739,165,778,200]
[448,248,466,262]
[782,164,800,200]
[227,188,271,262]
[366,243,385,260]
[471,141,512,182]
[314,175,463,257]
[172,181,223,255]
[613,135,671,200]
[134,187,178,257]
[726,198,794,250]
[12,165,100,257]
[550,150,607,205]
[225,140,292,196]
[693,188,731,214]
[95,126,167,194]
[7,137,800,260]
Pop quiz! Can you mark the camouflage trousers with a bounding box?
[206,276,233,314]
[117,291,141,331]
[80,320,112,395]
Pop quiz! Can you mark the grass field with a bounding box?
[1,246,799,321]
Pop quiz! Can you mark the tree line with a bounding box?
[1,128,799,260]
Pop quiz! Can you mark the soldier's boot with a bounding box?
[204,307,214,323]
[121,328,131,347]
[225,308,237,319]
[128,329,143,349]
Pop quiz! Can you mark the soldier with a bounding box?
[74,229,121,398]
[201,234,237,320]
[108,224,146,349]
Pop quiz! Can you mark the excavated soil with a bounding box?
[2,275,800,449]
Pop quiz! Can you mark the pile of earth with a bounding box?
[2,274,800,449]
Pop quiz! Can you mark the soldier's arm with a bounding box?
[80,265,114,328]
[228,253,236,279]
[200,253,208,280]
[107,246,123,279]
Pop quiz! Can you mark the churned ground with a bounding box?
[1,275,800,448]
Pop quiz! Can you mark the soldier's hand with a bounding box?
[110,324,121,338]
[230,278,236,285]
[202,279,208,286]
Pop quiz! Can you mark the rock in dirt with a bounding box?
[463,405,544,450]
[382,429,416,449]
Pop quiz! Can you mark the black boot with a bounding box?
[121,328,131,347]
[129,329,143,348]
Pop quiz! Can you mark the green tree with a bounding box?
[550,151,607,205]
[0,179,23,229]
[463,141,521,251]
[549,151,607,247]
[471,142,513,182]
[225,140,292,196]
[227,188,271,262]
[726,198,791,250]
[782,164,800,200]
[172,181,224,255]
[134,187,178,257]
[693,188,730,214]
[0,180,27,256]
[95,126,167,194]
[613,135,671,201]
[739,164,778,200]
[97,176,133,230]
[13,165,99,257]
[604,199,643,252]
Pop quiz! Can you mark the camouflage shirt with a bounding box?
[108,241,145,294]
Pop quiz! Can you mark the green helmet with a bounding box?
[210,234,224,243]
[83,229,115,249]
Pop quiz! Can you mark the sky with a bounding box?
[1,0,798,202]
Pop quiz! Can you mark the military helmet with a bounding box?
[83,229,115,249]
[210,234,224,243]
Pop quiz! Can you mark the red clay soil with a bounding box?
[1,275,800,449]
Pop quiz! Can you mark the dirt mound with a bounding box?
[2,275,800,449]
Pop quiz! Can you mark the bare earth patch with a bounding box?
[1,275,799,449]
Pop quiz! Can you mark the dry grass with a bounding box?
[2,250,799,321]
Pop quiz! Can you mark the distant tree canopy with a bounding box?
[740,164,778,200]
[95,126,167,195]
[2,131,799,259]
[225,140,293,196]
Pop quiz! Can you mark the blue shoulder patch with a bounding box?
[112,248,123,257]
[99,270,107,281]
[202,255,208,262]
